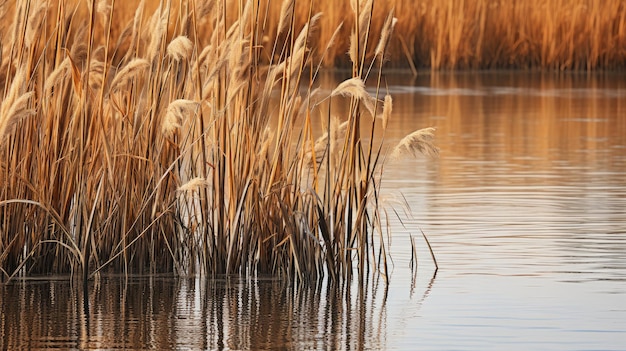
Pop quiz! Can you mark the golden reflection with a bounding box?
[0,277,390,350]
[380,71,626,188]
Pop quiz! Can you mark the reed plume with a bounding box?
[0,91,34,143]
[162,99,199,137]
[177,177,209,193]
[277,0,295,36]
[167,36,193,62]
[374,10,397,60]
[331,77,368,100]
[331,77,379,117]
[24,1,49,48]
[391,127,440,159]
[146,3,169,60]
[43,58,70,93]
[0,68,34,143]
[109,58,150,91]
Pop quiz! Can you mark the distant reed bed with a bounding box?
[392,0,626,70]
[12,1,623,71]
[319,0,626,70]
[146,0,626,71]
[0,0,436,283]
[69,0,626,71]
[276,0,626,70]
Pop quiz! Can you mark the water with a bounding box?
[2,71,625,350]
[380,71,626,350]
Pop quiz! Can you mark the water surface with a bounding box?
[380,71,626,350]
[2,71,625,350]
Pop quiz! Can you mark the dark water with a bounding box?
[2,71,626,350]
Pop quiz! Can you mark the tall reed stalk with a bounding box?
[98,0,626,70]
[0,0,436,284]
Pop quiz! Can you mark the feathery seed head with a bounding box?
[146,4,168,59]
[0,91,35,143]
[25,2,48,48]
[97,0,112,24]
[177,177,209,193]
[391,127,439,159]
[277,0,295,36]
[331,77,367,100]
[110,58,150,91]
[44,58,70,93]
[331,77,379,117]
[162,99,199,138]
[375,10,398,59]
[167,36,194,62]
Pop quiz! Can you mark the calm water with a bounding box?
[2,71,625,350]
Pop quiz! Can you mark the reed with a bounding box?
[30,0,626,70]
[0,0,436,284]
[291,0,626,70]
[105,0,626,70]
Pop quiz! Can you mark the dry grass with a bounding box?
[395,0,626,70]
[7,1,622,70]
[0,0,436,284]
[115,0,624,70]
[302,0,626,70]
[322,0,626,70]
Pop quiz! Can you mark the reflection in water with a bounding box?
[375,71,626,284]
[1,275,399,350]
[2,71,626,350]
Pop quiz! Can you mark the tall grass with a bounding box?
[105,0,626,71]
[292,0,626,70]
[8,1,622,70]
[394,0,626,70]
[0,0,435,284]
[332,0,626,70]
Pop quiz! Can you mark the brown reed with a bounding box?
[40,0,626,70]
[0,0,437,284]
[302,0,626,70]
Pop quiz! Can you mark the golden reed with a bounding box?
[158,0,626,70]
[8,1,622,70]
[0,0,437,283]
[292,0,626,70]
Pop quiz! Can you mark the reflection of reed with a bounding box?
[0,277,394,350]
[380,71,626,282]
[0,280,88,349]
[384,71,626,189]
[201,278,390,350]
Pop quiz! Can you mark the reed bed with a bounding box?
[61,0,626,70]
[312,0,626,70]
[394,0,626,70]
[0,0,436,284]
[10,1,623,71]
[299,0,626,70]
[169,0,626,70]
